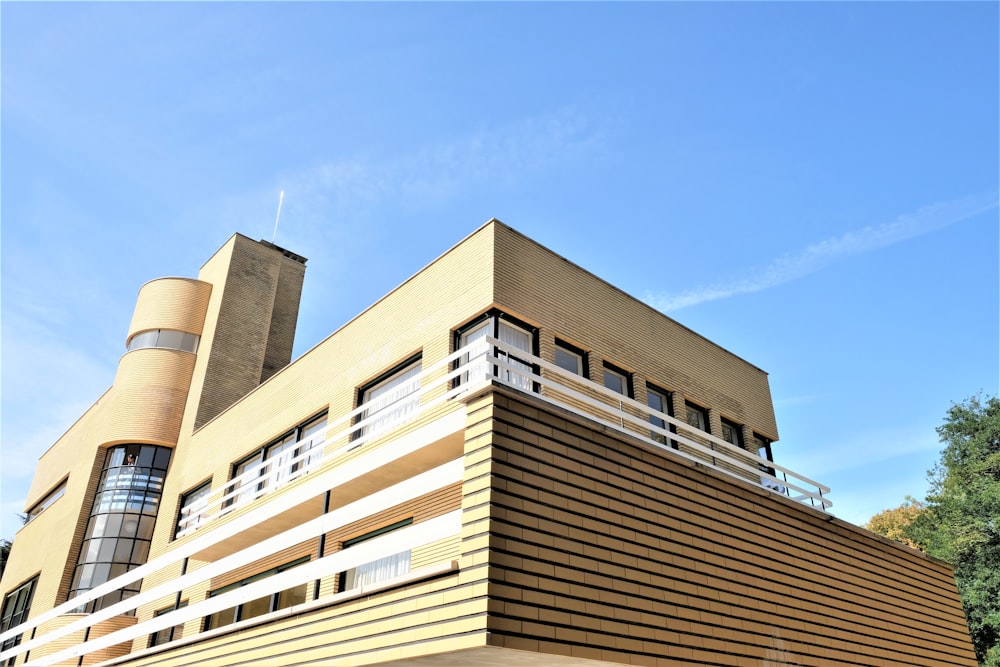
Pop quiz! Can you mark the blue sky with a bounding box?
[2,2,997,543]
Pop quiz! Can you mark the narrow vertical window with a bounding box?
[646,384,676,448]
[176,480,212,538]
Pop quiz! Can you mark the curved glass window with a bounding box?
[127,329,199,353]
[70,444,171,613]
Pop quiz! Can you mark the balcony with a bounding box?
[178,337,830,539]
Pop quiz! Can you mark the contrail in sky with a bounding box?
[646,193,998,313]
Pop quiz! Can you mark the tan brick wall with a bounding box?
[190,234,307,429]
[127,277,212,341]
[492,221,779,441]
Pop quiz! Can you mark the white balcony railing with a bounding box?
[178,337,830,538]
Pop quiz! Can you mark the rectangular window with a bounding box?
[554,340,586,376]
[356,356,422,442]
[1,576,37,654]
[685,401,709,432]
[456,312,536,392]
[602,362,632,397]
[176,480,212,537]
[149,600,188,647]
[227,412,328,507]
[646,385,676,448]
[340,518,413,592]
[204,557,310,631]
[721,418,745,450]
[25,479,67,523]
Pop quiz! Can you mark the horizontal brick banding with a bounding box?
[482,391,977,667]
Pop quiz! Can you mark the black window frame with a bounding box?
[226,410,329,503]
[149,600,188,647]
[337,518,414,592]
[1,575,38,656]
[174,479,212,539]
[601,361,633,398]
[352,353,423,444]
[554,339,588,377]
[684,401,710,433]
[646,383,678,450]
[453,309,539,392]
[721,418,746,450]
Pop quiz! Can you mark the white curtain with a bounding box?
[361,363,421,438]
[498,321,532,391]
[345,550,411,590]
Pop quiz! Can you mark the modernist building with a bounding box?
[0,220,978,666]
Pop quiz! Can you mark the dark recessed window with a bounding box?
[149,600,188,647]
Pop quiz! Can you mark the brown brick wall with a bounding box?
[481,390,977,667]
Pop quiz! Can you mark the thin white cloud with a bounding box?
[646,193,999,312]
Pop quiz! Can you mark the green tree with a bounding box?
[0,539,11,581]
[907,394,1000,667]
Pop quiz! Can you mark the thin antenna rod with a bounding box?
[271,190,285,243]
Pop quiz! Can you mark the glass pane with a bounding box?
[555,347,582,375]
[240,595,271,621]
[360,362,421,439]
[206,607,236,630]
[277,583,308,610]
[603,369,626,395]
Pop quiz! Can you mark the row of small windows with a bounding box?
[552,329,775,465]
[177,309,775,539]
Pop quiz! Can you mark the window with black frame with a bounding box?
[455,311,537,392]
[602,362,632,398]
[554,339,587,377]
[721,418,745,450]
[175,480,211,538]
[1,576,37,658]
[149,600,187,647]
[354,356,422,444]
[338,518,414,593]
[646,384,677,448]
[226,412,328,507]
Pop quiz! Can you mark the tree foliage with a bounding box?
[906,394,1000,667]
[864,496,926,550]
